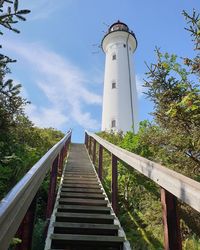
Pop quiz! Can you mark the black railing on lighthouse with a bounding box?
[0,130,72,250]
[85,131,200,250]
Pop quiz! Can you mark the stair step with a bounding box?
[57,204,111,214]
[59,192,105,200]
[58,198,107,206]
[63,180,98,184]
[62,183,100,189]
[65,169,94,173]
[55,212,114,224]
[64,174,97,178]
[53,222,119,235]
[60,188,103,194]
[63,176,97,180]
[51,234,124,249]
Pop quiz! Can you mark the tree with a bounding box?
[143,10,200,177]
[0,0,30,134]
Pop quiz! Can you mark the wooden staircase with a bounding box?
[45,143,130,250]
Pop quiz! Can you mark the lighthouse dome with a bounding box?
[108,20,130,32]
[109,21,129,32]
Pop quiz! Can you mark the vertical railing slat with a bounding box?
[98,144,103,181]
[111,154,118,215]
[92,140,96,166]
[161,188,182,250]
[88,136,92,156]
[15,196,37,250]
[46,155,59,219]
[85,132,88,149]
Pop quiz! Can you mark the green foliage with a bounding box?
[32,219,47,250]
[0,1,65,249]
[143,10,200,177]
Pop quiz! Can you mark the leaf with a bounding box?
[7,6,11,14]
[11,28,20,33]
[10,237,22,246]
[14,0,18,12]
[12,83,21,91]
[16,9,30,15]
[161,62,169,70]
[16,14,26,21]
[4,79,13,89]
[2,22,11,29]
[190,105,199,111]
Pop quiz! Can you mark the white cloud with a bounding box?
[21,0,67,21]
[136,74,145,98]
[25,104,68,128]
[4,41,102,130]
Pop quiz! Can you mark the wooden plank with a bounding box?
[53,222,118,230]
[98,145,103,181]
[62,180,99,185]
[64,174,96,178]
[86,131,200,213]
[51,233,124,243]
[63,177,98,181]
[58,198,107,206]
[60,192,105,199]
[55,212,114,224]
[161,188,182,250]
[55,212,114,220]
[53,222,118,235]
[60,188,103,193]
[92,139,97,165]
[111,154,118,214]
[61,183,100,189]
[57,204,111,214]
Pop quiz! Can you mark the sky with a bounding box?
[2,0,199,142]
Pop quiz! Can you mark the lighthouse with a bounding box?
[101,21,138,134]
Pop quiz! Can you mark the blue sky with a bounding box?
[2,0,199,142]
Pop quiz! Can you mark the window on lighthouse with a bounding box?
[112,54,116,60]
[112,82,116,89]
[111,119,116,128]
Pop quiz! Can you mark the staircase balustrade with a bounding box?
[85,131,200,250]
[0,130,72,250]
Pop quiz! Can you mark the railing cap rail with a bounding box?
[85,131,200,213]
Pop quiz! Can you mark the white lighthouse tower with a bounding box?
[101,21,138,134]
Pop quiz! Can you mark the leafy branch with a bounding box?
[0,0,30,34]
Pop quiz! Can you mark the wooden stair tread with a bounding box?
[50,233,124,243]
[63,180,98,184]
[60,188,103,193]
[53,222,119,230]
[61,184,101,188]
[58,198,107,206]
[63,177,98,181]
[55,212,114,219]
[60,192,105,199]
[57,204,111,214]
[63,176,96,179]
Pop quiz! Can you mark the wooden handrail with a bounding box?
[85,131,200,250]
[0,130,72,250]
[86,131,200,213]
